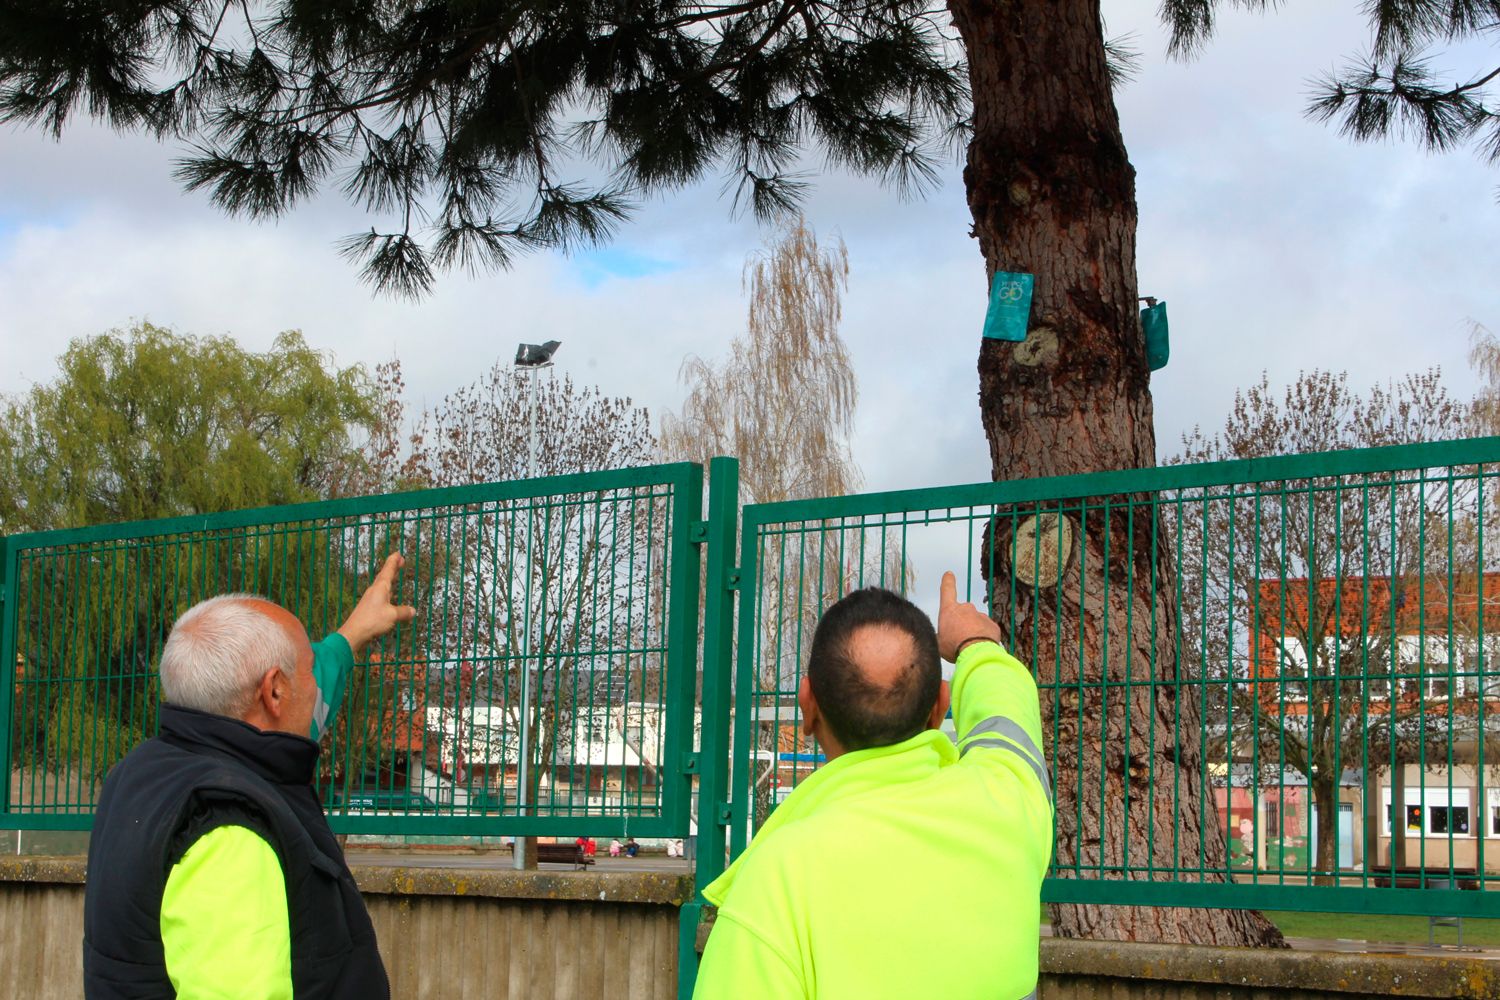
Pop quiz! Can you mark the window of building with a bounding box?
[1430,800,1471,834]
[1393,634,1470,699]
[1383,786,1473,837]
[1383,787,1424,836]
[1488,788,1500,839]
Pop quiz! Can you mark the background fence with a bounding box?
[1,463,708,838]
[729,437,1500,916]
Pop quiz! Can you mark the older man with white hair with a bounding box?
[83,553,416,1000]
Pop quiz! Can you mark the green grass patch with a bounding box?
[1263,910,1500,947]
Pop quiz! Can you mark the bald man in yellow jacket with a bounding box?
[695,572,1053,1000]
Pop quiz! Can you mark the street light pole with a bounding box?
[511,341,559,870]
[527,360,540,480]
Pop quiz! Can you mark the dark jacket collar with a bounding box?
[158,703,320,786]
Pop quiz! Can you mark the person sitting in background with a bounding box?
[609,839,623,857]
[624,837,640,858]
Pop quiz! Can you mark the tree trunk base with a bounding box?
[1050,902,1288,947]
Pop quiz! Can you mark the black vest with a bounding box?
[83,704,389,1000]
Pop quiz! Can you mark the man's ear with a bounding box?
[255,667,288,721]
[926,679,951,731]
[797,674,819,739]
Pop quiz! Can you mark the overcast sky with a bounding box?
[2,1,1496,505]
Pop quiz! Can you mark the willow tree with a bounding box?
[664,218,877,829]
[662,217,859,506]
[6,0,1493,945]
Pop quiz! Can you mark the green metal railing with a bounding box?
[1,462,710,839]
[728,437,1500,918]
[6,438,1500,935]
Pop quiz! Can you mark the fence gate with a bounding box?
[728,438,1500,919]
[0,462,711,842]
[8,439,1500,995]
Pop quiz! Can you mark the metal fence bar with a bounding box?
[0,535,14,807]
[678,456,740,1000]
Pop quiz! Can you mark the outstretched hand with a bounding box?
[337,553,418,657]
[937,571,1001,663]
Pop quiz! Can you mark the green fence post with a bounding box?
[665,464,706,837]
[0,534,12,818]
[679,457,739,1000]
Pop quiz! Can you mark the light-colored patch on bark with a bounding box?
[1012,513,1073,589]
[1013,325,1058,367]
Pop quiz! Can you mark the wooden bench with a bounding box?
[1371,866,1480,946]
[509,842,595,870]
[1370,866,1479,891]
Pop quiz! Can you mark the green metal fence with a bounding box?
[6,439,1500,927]
[728,437,1500,918]
[1,462,710,838]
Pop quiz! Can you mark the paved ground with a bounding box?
[347,849,693,874]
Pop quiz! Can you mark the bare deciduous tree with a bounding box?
[663,218,903,829]
[1170,369,1474,882]
[330,361,660,841]
[662,216,859,504]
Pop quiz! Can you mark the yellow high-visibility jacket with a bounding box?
[695,641,1053,1000]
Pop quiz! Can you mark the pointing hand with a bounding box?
[337,553,418,656]
[937,571,1001,663]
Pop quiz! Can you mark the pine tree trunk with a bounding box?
[947,0,1285,946]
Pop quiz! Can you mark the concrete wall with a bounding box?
[0,857,690,1000]
[6,857,1500,999]
[691,912,1500,1000]
[1040,938,1500,999]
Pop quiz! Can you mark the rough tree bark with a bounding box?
[1311,769,1340,885]
[946,0,1285,945]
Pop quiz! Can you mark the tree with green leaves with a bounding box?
[2,323,379,804]
[0,322,379,533]
[6,0,1493,944]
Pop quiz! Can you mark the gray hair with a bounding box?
[158,594,301,717]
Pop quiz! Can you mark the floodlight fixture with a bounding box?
[515,340,561,367]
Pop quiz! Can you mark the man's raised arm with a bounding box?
[937,572,1051,809]
[309,553,417,739]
